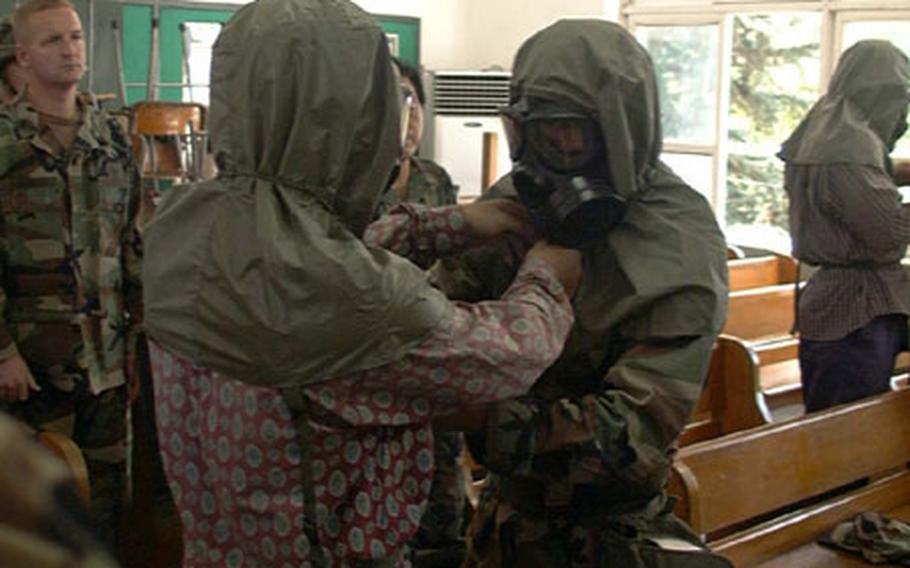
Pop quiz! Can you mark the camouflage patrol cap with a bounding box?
[0,17,14,70]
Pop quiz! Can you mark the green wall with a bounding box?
[122,5,232,104]
[120,3,420,106]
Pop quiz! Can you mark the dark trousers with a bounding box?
[800,314,907,413]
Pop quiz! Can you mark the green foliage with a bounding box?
[642,27,716,143]
[728,15,818,144]
[726,154,788,227]
[726,14,820,230]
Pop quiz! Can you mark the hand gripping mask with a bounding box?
[501,98,626,248]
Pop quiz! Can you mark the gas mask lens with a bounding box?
[526,118,600,173]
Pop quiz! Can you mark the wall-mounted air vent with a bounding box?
[433,71,511,116]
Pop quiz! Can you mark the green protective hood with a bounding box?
[779,40,910,169]
[507,20,727,340]
[142,0,450,388]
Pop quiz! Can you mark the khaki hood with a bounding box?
[210,0,401,235]
[509,20,662,201]
[142,0,450,388]
[780,40,910,169]
[503,20,727,339]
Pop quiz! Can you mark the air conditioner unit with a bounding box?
[423,70,513,202]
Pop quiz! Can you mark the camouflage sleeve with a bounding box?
[0,114,26,360]
[425,160,458,206]
[480,326,714,501]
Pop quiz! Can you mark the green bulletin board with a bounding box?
[121,5,420,105]
[377,15,420,66]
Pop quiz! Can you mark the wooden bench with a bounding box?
[669,388,910,567]
[729,254,797,292]
[727,244,746,260]
[721,285,803,414]
[680,335,771,446]
[723,283,795,343]
[722,257,909,415]
[681,256,799,442]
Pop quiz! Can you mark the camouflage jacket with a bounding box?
[0,96,142,394]
[435,181,728,566]
[376,156,458,216]
[442,242,722,519]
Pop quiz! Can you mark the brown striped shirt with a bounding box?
[786,163,910,340]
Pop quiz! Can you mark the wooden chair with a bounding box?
[36,431,90,506]
[669,388,910,567]
[131,101,209,182]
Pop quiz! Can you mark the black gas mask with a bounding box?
[501,99,626,248]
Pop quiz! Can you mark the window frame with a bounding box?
[627,14,730,213]
[622,0,910,227]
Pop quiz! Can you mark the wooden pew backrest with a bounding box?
[729,255,798,292]
[681,335,771,446]
[723,284,795,341]
[670,388,910,540]
[727,245,746,260]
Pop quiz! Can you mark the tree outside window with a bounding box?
[725,13,820,239]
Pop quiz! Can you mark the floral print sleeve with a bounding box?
[364,203,468,269]
[306,258,573,426]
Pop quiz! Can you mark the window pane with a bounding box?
[661,152,713,201]
[842,19,910,157]
[843,20,910,59]
[182,22,222,106]
[726,13,822,231]
[637,25,719,145]
[726,154,788,226]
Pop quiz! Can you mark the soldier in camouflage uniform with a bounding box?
[435,21,733,567]
[383,59,467,568]
[0,411,122,568]
[0,0,141,551]
[376,59,458,216]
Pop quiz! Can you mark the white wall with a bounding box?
[350,0,469,69]
[351,0,621,71]
[457,0,621,71]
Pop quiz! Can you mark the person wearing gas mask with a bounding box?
[779,40,910,413]
[433,20,731,567]
[140,0,583,566]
